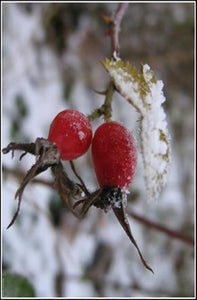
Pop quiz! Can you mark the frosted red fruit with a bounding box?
[48,109,92,160]
[92,121,137,189]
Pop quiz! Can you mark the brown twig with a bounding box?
[127,209,194,246]
[110,3,128,60]
[88,4,128,121]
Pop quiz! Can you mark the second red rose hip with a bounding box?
[91,121,137,190]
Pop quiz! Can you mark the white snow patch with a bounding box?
[104,59,171,201]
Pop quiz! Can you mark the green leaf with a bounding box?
[2,273,36,297]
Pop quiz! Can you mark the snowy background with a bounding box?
[2,3,195,297]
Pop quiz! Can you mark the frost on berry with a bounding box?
[91,121,137,190]
[102,59,171,201]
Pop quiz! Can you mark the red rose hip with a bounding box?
[92,121,137,189]
[48,109,92,160]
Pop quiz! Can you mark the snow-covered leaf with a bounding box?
[102,58,171,201]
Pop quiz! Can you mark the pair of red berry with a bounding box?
[3,109,153,272]
[48,109,137,191]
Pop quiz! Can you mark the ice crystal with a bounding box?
[78,130,85,140]
[102,59,171,201]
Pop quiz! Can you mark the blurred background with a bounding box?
[2,2,195,297]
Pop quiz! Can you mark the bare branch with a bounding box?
[111,3,128,59]
[88,4,128,121]
[127,209,194,246]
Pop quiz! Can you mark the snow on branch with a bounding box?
[102,58,171,201]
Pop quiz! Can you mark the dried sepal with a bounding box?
[2,141,37,157]
[113,202,154,273]
[2,138,91,226]
[102,58,171,201]
[3,138,61,228]
[7,162,48,229]
[74,186,153,273]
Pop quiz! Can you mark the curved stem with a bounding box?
[103,81,114,121]
[88,82,114,122]
[69,161,90,196]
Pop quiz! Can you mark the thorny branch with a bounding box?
[2,164,194,246]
